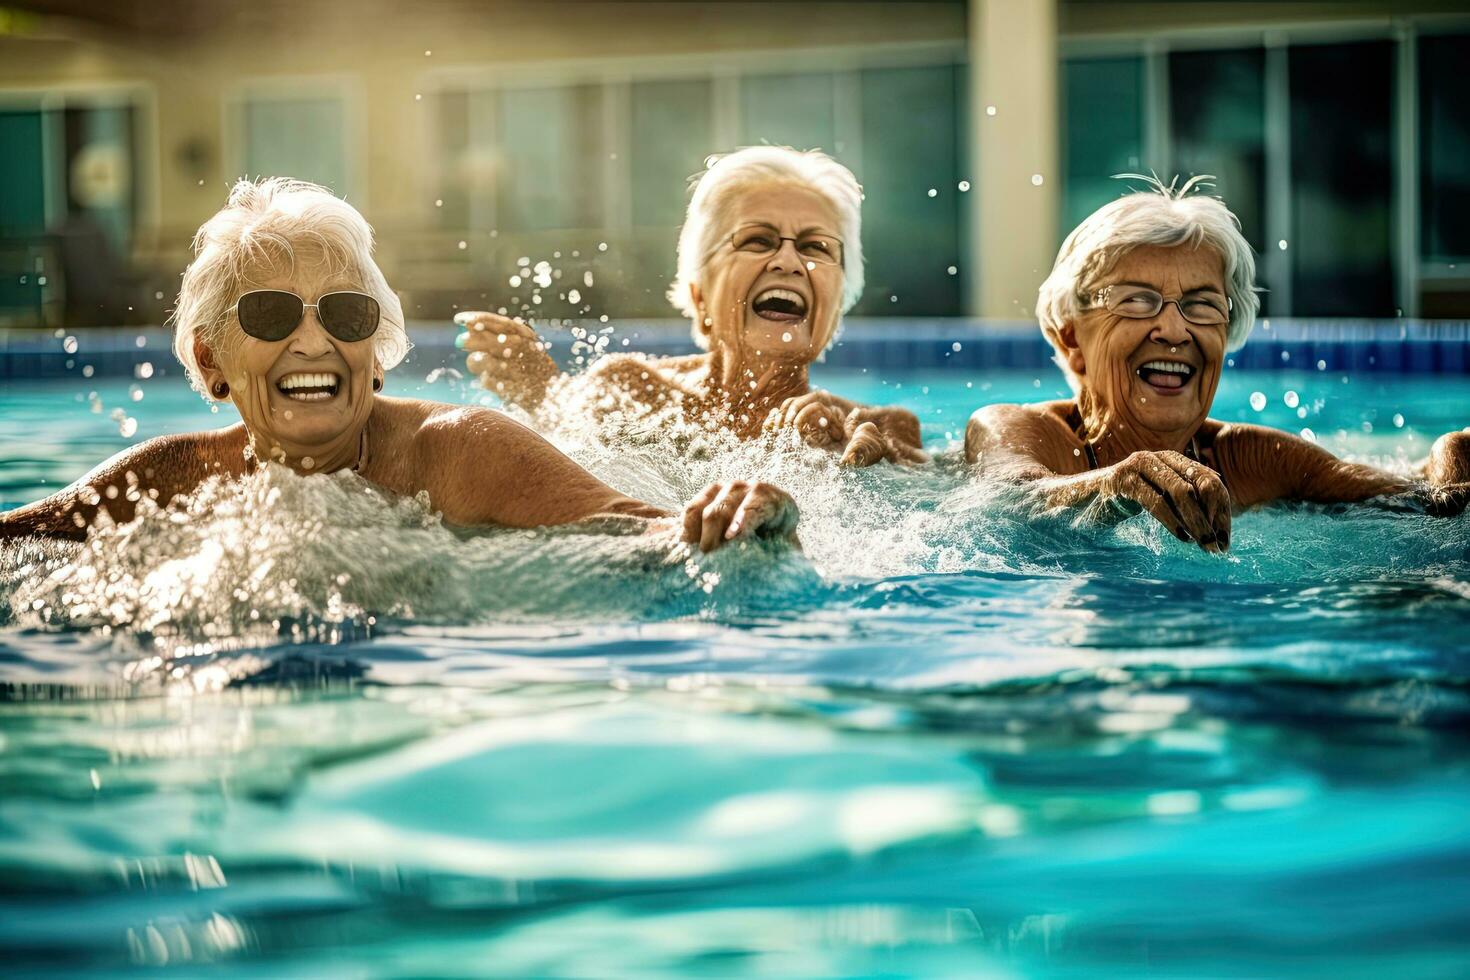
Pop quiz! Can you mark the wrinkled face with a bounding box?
[694,183,846,363]
[201,259,379,461]
[1066,244,1230,439]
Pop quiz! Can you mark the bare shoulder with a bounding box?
[965,400,1080,472]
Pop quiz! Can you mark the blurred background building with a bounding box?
[1,0,1468,331]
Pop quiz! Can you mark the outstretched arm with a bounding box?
[1210,424,1411,508]
[965,403,1231,552]
[0,432,225,541]
[414,407,799,550]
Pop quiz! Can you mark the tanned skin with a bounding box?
[965,244,1470,551]
[460,183,925,467]
[2,261,800,553]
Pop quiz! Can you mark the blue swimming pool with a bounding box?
[2,336,1469,977]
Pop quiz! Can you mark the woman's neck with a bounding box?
[702,347,811,428]
[1076,389,1199,468]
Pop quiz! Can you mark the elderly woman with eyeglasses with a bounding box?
[1,178,799,552]
[456,146,925,467]
[965,178,1469,551]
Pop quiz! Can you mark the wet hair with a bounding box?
[1036,175,1260,387]
[171,177,409,395]
[669,146,865,348]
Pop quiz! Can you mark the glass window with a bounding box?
[0,111,46,236]
[1420,33,1470,262]
[1168,48,1265,251]
[854,64,963,315]
[1288,41,1394,316]
[740,73,835,150]
[242,95,348,195]
[1062,56,1144,235]
[631,79,712,228]
[495,84,604,232]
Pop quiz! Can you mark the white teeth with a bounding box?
[754,288,807,309]
[1139,361,1193,375]
[278,372,340,390]
[277,372,340,401]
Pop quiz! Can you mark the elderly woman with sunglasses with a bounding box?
[457,147,925,467]
[965,178,1469,551]
[1,178,799,552]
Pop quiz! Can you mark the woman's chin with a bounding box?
[742,316,815,357]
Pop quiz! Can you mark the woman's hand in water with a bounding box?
[1099,450,1232,552]
[764,394,928,467]
[681,481,800,553]
[840,406,928,467]
[455,311,559,410]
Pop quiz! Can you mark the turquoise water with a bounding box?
[2,355,1469,977]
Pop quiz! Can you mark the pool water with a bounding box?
[2,356,1469,977]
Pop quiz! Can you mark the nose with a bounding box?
[1149,303,1193,345]
[764,238,807,276]
[287,307,335,357]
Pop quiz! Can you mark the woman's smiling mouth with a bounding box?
[277,371,341,402]
[752,288,808,322]
[1137,359,1196,394]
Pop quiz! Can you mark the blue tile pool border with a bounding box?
[3,318,1469,381]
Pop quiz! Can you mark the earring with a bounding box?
[372,376,383,392]
[211,380,230,398]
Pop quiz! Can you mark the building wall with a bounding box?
[0,0,1467,327]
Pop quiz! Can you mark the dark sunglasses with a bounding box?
[234,289,381,343]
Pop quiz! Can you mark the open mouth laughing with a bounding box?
[751,288,808,323]
[1136,359,1196,394]
[277,371,341,402]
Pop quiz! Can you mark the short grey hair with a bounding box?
[171,177,409,395]
[1036,175,1260,364]
[669,146,865,348]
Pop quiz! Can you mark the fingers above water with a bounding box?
[680,481,800,553]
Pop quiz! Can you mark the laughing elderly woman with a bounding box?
[457,146,925,467]
[1,178,799,553]
[965,177,1469,551]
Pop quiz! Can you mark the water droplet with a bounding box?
[62,335,78,354]
[1278,239,1288,250]
[82,365,94,378]
[1296,406,1308,419]
[509,274,521,287]
[927,188,938,198]
[424,49,432,56]
[985,105,997,116]
[1249,391,1267,411]
[1030,174,1044,186]
[301,456,315,469]
[951,342,962,352]
[781,331,793,343]
[1283,390,1299,408]
[1073,447,1082,456]
[434,199,443,208]
[947,265,958,276]
[1392,413,1405,428]
[118,416,137,438]
[599,314,609,323]
[598,242,608,252]
[568,288,581,304]
[154,290,164,300]
[889,295,898,303]
[457,240,467,250]
[1316,359,1327,371]
[1299,427,1316,443]
[584,271,594,287]
[414,93,423,101]
[958,180,971,192]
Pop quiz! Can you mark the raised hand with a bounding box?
[455,311,560,410]
[680,481,800,553]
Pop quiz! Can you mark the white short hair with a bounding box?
[668,146,865,348]
[171,177,409,395]
[1036,175,1260,371]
